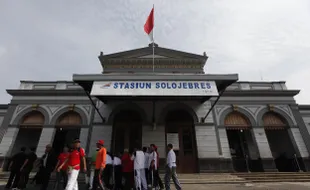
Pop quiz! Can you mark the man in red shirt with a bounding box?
[58,139,87,190]
[121,149,134,190]
[54,147,69,190]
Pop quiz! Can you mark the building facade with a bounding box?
[0,44,310,173]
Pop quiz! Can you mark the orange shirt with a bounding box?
[95,147,107,169]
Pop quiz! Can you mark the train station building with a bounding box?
[0,44,310,173]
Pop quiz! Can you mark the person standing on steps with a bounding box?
[54,147,69,190]
[40,144,57,190]
[131,147,147,190]
[18,147,38,190]
[165,144,181,190]
[142,147,150,185]
[58,138,87,190]
[88,146,99,190]
[92,140,106,190]
[5,147,27,190]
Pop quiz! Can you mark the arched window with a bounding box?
[56,111,82,126]
[263,112,287,130]
[224,112,251,130]
[20,111,44,128]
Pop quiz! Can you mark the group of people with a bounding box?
[5,138,182,190]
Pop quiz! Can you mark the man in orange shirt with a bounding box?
[92,140,106,190]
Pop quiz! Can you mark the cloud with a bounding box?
[0,0,310,104]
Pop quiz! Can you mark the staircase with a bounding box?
[1,172,310,184]
[233,172,310,183]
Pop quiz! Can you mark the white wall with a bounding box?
[142,124,166,158]
[36,128,55,157]
[290,128,309,157]
[218,129,231,158]
[195,125,219,158]
[88,124,112,157]
[252,128,273,158]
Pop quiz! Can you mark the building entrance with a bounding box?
[52,128,80,155]
[165,110,198,173]
[52,111,83,155]
[225,112,263,172]
[11,111,44,155]
[112,110,142,154]
[263,112,303,172]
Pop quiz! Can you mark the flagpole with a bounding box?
[152,4,155,73]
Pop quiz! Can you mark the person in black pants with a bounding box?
[113,152,122,190]
[5,147,27,189]
[18,147,38,189]
[40,144,57,190]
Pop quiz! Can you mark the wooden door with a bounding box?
[166,123,198,173]
[178,125,197,173]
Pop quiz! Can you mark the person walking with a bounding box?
[18,147,38,190]
[113,152,122,190]
[40,144,57,190]
[58,138,87,190]
[92,140,106,190]
[164,144,181,190]
[54,147,69,190]
[142,147,150,185]
[121,149,134,190]
[88,147,99,190]
[131,147,147,190]
[5,147,27,189]
[151,144,164,189]
[104,152,113,189]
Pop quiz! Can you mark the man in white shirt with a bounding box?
[104,152,113,189]
[142,147,150,185]
[131,148,147,190]
[165,144,181,190]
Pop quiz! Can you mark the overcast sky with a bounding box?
[0,0,309,104]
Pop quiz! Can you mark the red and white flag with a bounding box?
[144,7,154,42]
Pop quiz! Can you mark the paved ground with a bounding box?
[2,182,310,190]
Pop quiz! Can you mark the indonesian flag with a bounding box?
[144,7,154,42]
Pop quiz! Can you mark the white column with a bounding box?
[142,124,166,158]
[290,128,309,157]
[195,125,219,158]
[218,128,231,158]
[88,125,112,157]
[253,128,273,158]
[79,128,89,151]
[0,128,19,157]
[36,128,56,157]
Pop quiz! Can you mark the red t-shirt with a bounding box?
[58,153,69,170]
[121,153,133,172]
[68,148,85,170]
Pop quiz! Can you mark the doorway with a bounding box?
[263,112,302,172]
[52,128,81,155]
[52,111,83,156]
[112,110,142,154]
[165,110,198,173]
[11,111,44,155]
[225,112,263,172]
[12,127,42,155]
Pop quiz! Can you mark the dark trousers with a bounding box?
[6,169,21,188]
[40,168,52,190]
[55,170,68,190]
[155,169,164,189]
[145,168,150,185]
[114,165,122,189]
[122,172,133,190]
[150,169,164,188]
[92,169,105,190]
[17,170,31,189]
[103,164,112,189]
